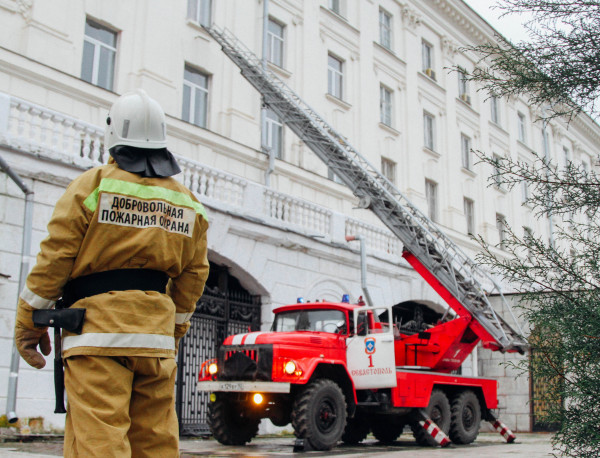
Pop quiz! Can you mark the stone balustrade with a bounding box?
[345,218,401,257]
[264,189,332,236]
[0,93,106,167]
[0,92,398,260]
[178,157,246,209]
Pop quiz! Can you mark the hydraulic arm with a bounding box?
[202,24,527,353]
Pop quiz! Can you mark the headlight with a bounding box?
[208,363,218,375]
[284,361,296,375]
[253,393,264,405]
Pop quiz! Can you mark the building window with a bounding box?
[380,85,392,127]
[328,168,344,184]
[426,179,438,222]
[381,157,396,185]
[423,112,435,151]
[267,18,284,67]
[517,112,526,143]
[422,40,435,80]
[182,65,209,128]
[492,154,503,188]
[458,70,470,104]
[81,19,117,91]
[264,109,283,159]
[490,96,499,124]
[563,146,570,167]
[464,198,474,235]
[328,54,343,99]
[564,210,573,227]
[329,0,342,15]
[542,128,551,158]
[461,134,472,170]
[524,226,534,260]
[379,9,392,50]
[496,214,507,248]
[521,180,530,204]
[187,0,212,26]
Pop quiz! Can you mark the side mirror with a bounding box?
[357,320,367,336]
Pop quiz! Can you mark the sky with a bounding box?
[462,0,533,43]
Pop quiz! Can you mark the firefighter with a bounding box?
[13,89,209,457]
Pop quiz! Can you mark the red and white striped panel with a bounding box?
[491,419,516,443]
[419,419,451,447]
[231,332,264,345]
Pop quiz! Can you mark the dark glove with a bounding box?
[15,324,52,369]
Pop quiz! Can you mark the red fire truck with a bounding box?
[197,24,527,451]
[198,252,521,451]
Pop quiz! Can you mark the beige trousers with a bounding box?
[63,355,179,457]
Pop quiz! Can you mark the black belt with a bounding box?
[61,268,169,307]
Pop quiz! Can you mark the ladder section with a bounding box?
[203,24,527,353]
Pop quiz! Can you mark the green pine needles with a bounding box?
[462,2,600,456]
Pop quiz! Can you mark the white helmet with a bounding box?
[105,89,167,150]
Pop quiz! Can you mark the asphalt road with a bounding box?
[0,432,555,457]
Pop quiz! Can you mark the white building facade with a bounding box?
[0,0,598,434]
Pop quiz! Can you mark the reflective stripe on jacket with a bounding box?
[16,162,209,358]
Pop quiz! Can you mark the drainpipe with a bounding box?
[261,0,274,186]
[0,155,34,423]
[345,235,374,307]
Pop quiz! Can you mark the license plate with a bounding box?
[197,381,291,393]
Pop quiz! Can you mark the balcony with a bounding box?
[0,92,401,262]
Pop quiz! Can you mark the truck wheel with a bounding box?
[341,415,370,445]
[292,379,347,451]
[372,415,405,444]
[208,395,260,445]
[411,389,451,446]
[449,390,481,444]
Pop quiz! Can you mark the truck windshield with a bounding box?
[271,309,347,334]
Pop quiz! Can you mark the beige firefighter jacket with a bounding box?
[16,160,209,358]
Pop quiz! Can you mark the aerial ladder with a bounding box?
[202,24,528,354]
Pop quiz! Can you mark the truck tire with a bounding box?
[372,415,405,444]
[341,415,370,445]
[449,390,481,444]
[208,394,260,445]
[411,389,451,446]
[291,379,347,451]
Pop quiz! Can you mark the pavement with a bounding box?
[0,432,555,457]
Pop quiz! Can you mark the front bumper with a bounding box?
[197,380,291,393]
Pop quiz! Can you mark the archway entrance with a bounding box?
[390,300,446,334]
[175,262,262,435]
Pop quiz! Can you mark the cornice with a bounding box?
[422,0,499,45]
[372,47,406,81]
[0,0,32,21]
[270,0,303,18]
[0,46,113,113]
[318,7,360,55]
[570,113,600,147]
[319,5,360,37]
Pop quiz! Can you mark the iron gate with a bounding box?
[175,265,261,436]
[530,347,562,432]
